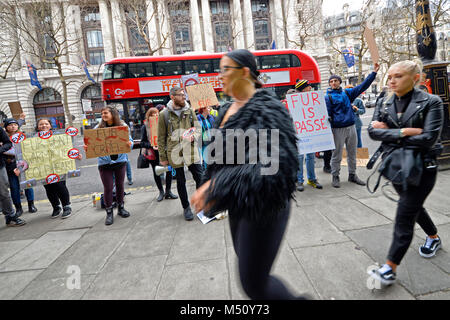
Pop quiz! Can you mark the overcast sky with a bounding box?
[322,0,365,16]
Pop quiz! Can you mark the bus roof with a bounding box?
[105,49,315,65]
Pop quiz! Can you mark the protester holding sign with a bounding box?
[325,63,379,188]
[84,106,133,226]
[0,125,26,226]
[35,118,82,219]
[196,106,215,169]
[292,80,323,191]
[140,107,177,202]
[3,118,37,216]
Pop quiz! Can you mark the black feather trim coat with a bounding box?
[203,89,299,225]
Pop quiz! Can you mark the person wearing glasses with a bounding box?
[191,49,306,300]
[157,86,203,221]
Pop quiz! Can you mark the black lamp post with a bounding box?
[416,0,450,169]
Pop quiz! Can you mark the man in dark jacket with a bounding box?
[0,126,26,226]
[325,63,379,187]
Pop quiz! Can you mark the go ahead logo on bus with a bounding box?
[46,173,60,184]
[38,130,53,139]
[114,88,134,96]
[67,148,80,159]
[10,132,26,144]
[65,127,79,137]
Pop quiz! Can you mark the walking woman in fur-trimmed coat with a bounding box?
[191,49,307,300]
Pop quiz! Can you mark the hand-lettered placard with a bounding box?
[8,101,23,120]
[286,91,335,155]
[149,116,158,147]
[185,83,219,110]
[19,133,77,182]
[84,126,131,159]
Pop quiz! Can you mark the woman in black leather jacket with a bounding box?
[367,59,444,286]
[190,49,305,299]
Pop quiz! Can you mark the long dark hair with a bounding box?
[98,105,122,128]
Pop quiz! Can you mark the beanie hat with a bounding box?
[3,118,18,127]
[295,79,311,92]
[329,75,342,84]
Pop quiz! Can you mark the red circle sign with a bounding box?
[46,173,60,184]
[182,127,196,139]
[65,127,79,137]
[10,132,26,144]
[38,130,53,139]
[67,148,80,159]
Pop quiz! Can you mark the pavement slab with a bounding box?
[0,270,44,299]
[0,229,88,272]
[0,240,34,265]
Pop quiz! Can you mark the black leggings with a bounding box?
[387,167,438,265]
[323,150,332,168]
[43,181,70,209]
[229,201,297,300]
[150,160,172,193]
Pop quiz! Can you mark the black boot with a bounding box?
[165,191,178,199]
[14,204,23,217]
[117,203,130,218]
[157,190,164,202]
[28,201,38,213]
[105,207,114,225]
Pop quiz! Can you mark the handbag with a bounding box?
[137,148,150,169]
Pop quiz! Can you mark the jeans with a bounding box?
[43,181,71,209]
[356,126,363,148]
[7,172,33,205]
[0,167,15,216]
[99,163,126,208]
[125,155,132,182]
[387,167,438,265]
[229,201,298,299]
[297,153,316,184]
[331,125,358,176]
[174,164,203,209]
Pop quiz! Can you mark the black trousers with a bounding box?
[174,164,203,209]
[150,160,172,193]
[43,181,70,209]
[323,150,332,169]
[387,167,438,265]
[229,201,298,300]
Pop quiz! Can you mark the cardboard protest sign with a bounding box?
[286,91,335,155]
[8,101,23,120]
[364,25,379,64]
[185,83,219,110]
[149,116,158,147]
[341,147,370,167]
[16,133,80,186]
[84,126,131,159]
[181,73,199,101]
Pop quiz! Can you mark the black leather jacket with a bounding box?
[368,88,444,158]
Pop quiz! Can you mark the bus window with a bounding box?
[129,62,154,78]
[112,64,126,79]
[212,59,221,73]
[103,64,113,80]
[185,59,213,74]
[155,61,183,76]
[291,54,301,67]
[259,55,291,69]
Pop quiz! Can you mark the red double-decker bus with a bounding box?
[100,49,320,138]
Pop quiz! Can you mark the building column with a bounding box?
[231,0,245,49]
[190,0,203,51]
[242,0,255,50]
[272,0,285,49]
[64,4,81,66]
[98,0,115,61]
[110,0,128,57]
[145,0,160,55]
[156,0,172,55]
[16,6,32,68]
[51,1,68,64]
[285,0,299,48]
[200,0,214,52]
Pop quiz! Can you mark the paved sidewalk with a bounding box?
[0,165,449,300]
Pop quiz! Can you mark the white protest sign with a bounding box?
[286,91,335,155]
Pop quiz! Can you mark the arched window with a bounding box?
[33,88,65,129]
[81,84,103,129]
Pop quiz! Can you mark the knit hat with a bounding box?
[295,79,311,92]
[329,75,342,84]
[3,118,18,127]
